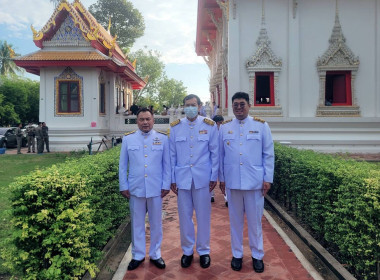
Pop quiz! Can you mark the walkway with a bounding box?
[113,191,321,280]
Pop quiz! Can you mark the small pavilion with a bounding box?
[14,0,146,151]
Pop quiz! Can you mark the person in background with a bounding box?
[219,92,274,273]
[15,123,23,154]
[42,122,50,153]
[26,123,36,153]
[119,108,171,271]
[36,122,44,154]
[169,94,219,269]
[130,103,139,115]
[212,101,219,118]
[199,102,206,117]
[210,115,227,205]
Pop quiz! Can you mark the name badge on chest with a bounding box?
[199,130,208,134]
[153,137,162,145]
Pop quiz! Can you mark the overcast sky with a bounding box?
[0,0,211,102]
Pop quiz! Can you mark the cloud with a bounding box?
[130,0,204,65]
[0,0,54,31]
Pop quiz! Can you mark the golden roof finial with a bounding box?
[7,46,15,58]
[132,59,137,68]
[31,25,37,36]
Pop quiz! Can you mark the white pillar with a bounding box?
[227,0,240,117]
[39,68,47,122]
[287,0,301,117]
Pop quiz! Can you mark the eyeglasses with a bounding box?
[232,102,247,108]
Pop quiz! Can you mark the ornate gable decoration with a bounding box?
[246,3,282,73]
[316,1,360,117]
[43,16,90,47]
[317,6,359,71]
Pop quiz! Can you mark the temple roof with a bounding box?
[14,0,146,89]
[196,0,222,56]
[15,51,109,61]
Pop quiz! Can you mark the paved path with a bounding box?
[114,191,322,280]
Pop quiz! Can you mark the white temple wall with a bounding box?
[229,0,379,117]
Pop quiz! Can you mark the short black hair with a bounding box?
[232,92,250,103]
[136,107,153,117]
[183,94,201,105]
[212,115,224,123]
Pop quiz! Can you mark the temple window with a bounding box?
[324,71,352,106]
[99,83,106,115]
[58,81,80,113]
[55,67,83,116]
[254,72,274,106]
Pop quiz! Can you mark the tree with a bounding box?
[0,76,39,126]
[129,48,165,103]
[0,40,21,76]
[0,94,19,126]
[89,0,145,51]
[157,77,187,108]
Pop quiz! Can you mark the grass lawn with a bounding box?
[0,152,85,275]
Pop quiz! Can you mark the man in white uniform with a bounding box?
[219,92,274,273]
[119,108,171,270]
[169,94,219,269]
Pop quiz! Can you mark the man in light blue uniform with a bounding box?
[219,92,274,273]
[169,94,219,269]
[119,108,171,270]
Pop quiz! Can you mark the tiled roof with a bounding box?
[14,51,111,61]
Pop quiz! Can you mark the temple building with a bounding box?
[14,0,146,151]
[196,0,380,152]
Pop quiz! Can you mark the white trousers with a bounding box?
[177,182,211,256]
[129,195,162,260]
[227,189,264,260]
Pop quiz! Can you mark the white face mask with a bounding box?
[184,106,199,119]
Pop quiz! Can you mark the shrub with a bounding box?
[2,147,128,279]
[271,143,379,280]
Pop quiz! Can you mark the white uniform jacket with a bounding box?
[119,129,171,198]
[219,117,274,190]
[169,116,219,190]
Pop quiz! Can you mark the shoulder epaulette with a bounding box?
[124,130,136,136]
[253,117,265,123]
[156,130,168,136]
[222,119,232,125]
[203,118,215,126]
[170,119,181,127]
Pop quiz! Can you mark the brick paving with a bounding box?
[122,191,314,280]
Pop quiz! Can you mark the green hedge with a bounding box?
[271,143,379,280]
[2,147,128,280]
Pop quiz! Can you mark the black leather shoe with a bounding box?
[252,257,264,273]
[231,257,242,271]
[211,197,215,202]
[200,254,211,268]
[225,201,228,207]
[127,258,145,270]
[181,254,193,268]
[150,257,166,269]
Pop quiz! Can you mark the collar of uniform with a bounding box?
[185,115,200,125]
[234,117,249,125]
[139,129,153,137]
